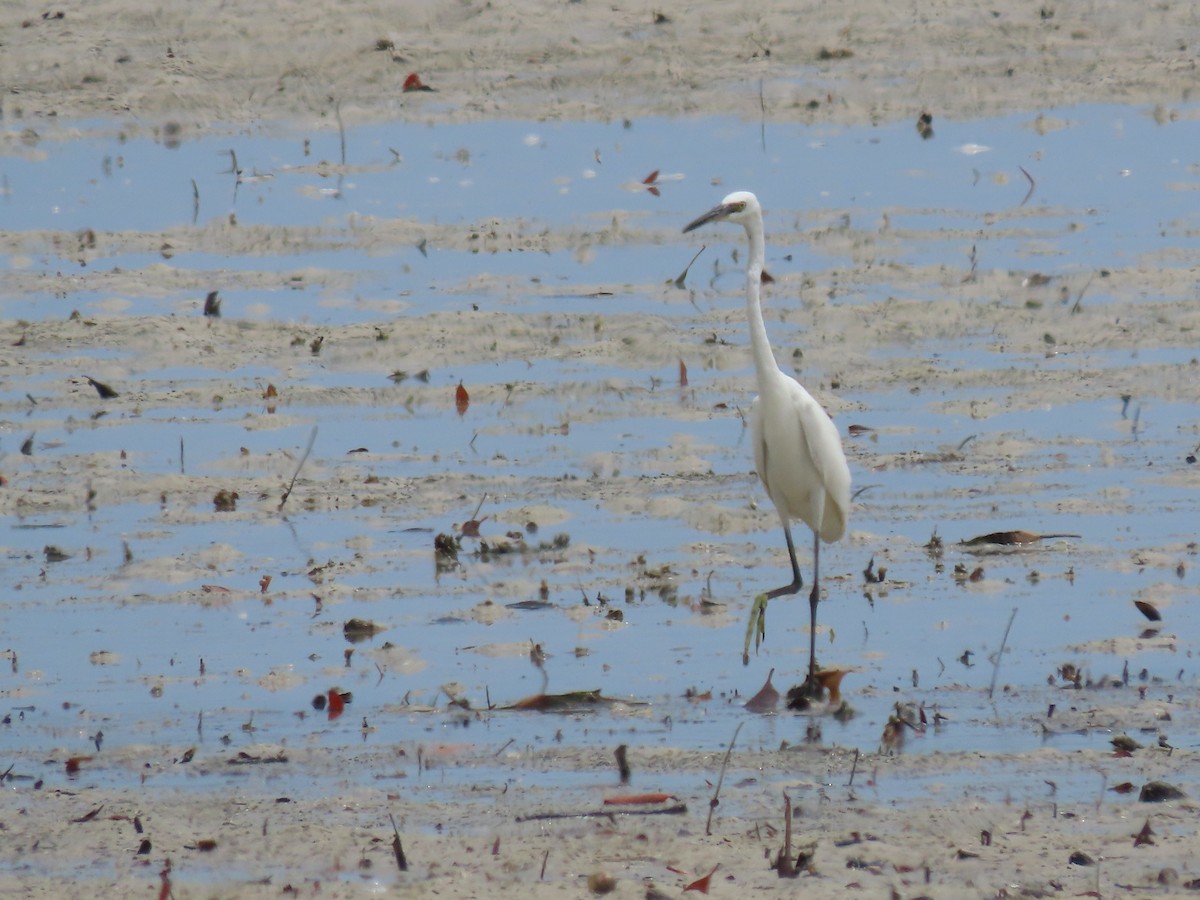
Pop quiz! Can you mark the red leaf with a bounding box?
[642,169,660,185]
[403,72,433,92]
[65,756,93,776]
[684,864,719,893]
[327,688,345,720]
[455,380,470,416]
[679,359,688,388]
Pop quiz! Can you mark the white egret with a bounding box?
[683,191,851,695]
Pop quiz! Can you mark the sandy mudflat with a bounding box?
[3,1,1200,897]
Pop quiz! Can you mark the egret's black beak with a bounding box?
[682,202,736,233]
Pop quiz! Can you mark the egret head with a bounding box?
[682,190,761,233]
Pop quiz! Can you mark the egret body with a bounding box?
[683,191,851,694]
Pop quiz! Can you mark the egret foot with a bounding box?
[742,592,769,665]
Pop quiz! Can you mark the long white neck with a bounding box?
[742,215,779,385]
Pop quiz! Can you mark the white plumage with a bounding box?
[684,191,851,692]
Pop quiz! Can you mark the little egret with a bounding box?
[683,191,851,695]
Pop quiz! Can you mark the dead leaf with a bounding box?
[327,688,346,720]
[213,489,238,511]
[683,864,718,894]
[679,358,688,388]
[455,380,470,416]
[390,814,408,871]
[1134,599,1161,621]
[343,618,385,642]
[84,375,118,399]
[602,793,674,806]
[1139,781,1185,802]
[744,667,779,713]
[460,517,488,538]
[403,72,434,92]
[71,803,103,822]
[1133,818,1155,846]
[961,529,1080,546]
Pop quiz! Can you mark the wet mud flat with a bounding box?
[4,1,1200,897]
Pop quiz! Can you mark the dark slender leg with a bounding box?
[765,525,804,600]
[806,530,821,694]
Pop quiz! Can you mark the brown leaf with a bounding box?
[1134,599,1161,622]
[961,529,1080,546]
[212,489,238,511]
[264,383,278,399]
[1133,818,1155,846]
[84,375,118,399]
[343,618,385,642]
[71,803,103,822]
[1139,781,1185,802]
[390,814,408,871]
[65,756,93,776]
[744,667,779,713]
[642,169,660,185]
[455,380,470,416]
[460,517,488,538]
[603,793,674,806]
[760,269,775,284]
[679,358,688,388]
[259,574,272,593]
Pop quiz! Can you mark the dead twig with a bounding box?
[988,607,1018,699]
[1070,274,1094,314]
[705,721,744,835]
[1018,165,1036,207]
[514,803,686,823]
[278,426,318,512]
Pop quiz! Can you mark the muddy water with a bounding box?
[2,105,1199,798]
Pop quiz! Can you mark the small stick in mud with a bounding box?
[614,744,631,784]
[389,814,408,872]
[278,426,318,512]
[1018,165,1036,206]
[705,721,743,836]
[1070,273,1094,314]
[987,607,1018,699]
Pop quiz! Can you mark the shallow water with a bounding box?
[2,105,1199,803]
